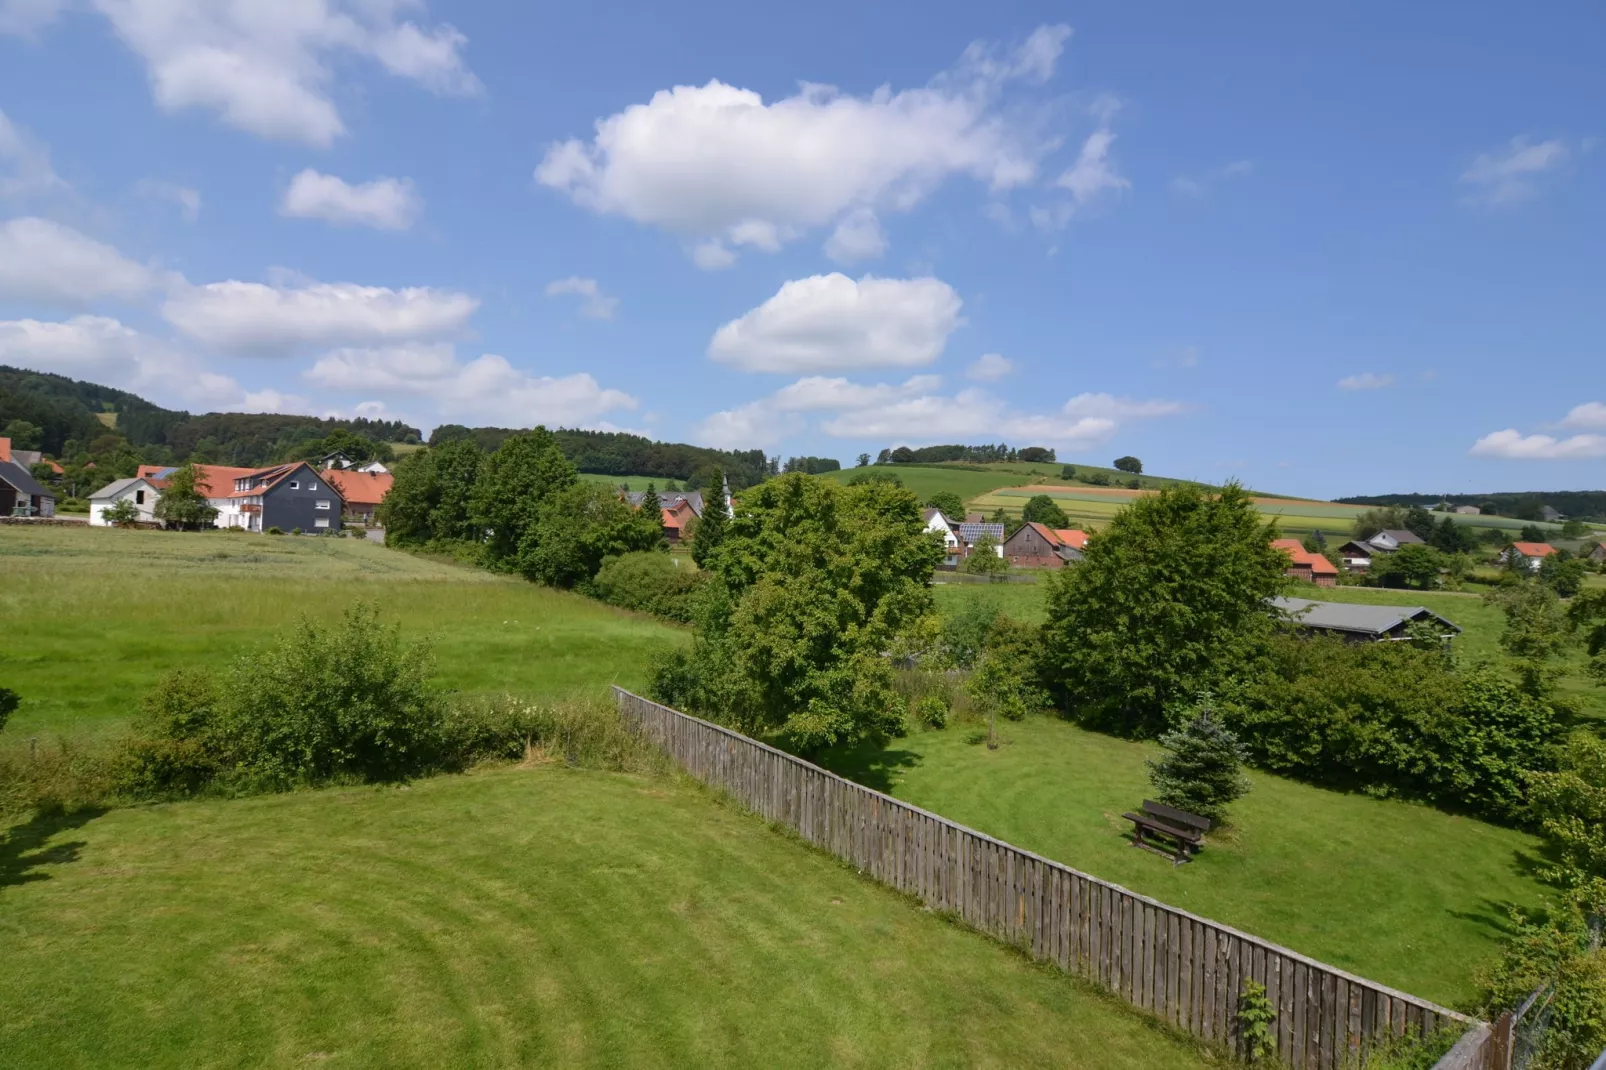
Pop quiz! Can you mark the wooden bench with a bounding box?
[1122,800,1211,864]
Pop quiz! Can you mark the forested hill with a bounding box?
[1336,490,1606,521]
[0,366,422,467]
[429,424,770,488]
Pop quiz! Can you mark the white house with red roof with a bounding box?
[1501,541,1559,572]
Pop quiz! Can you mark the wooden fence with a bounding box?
[615,688,1484,1069]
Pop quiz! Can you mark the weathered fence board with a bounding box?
[615,688,1481,1068]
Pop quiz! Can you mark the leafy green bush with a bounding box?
[103,498,139,526]
[117,668,226,797]
[1222,636,1563,822]
[912,694,949,729]
[441,695,665,774]
[1527,732,1606,887]
[266,526,284,535]
[222,603,447,787]
[963,727,988,745]
[0,737,121,816]
[589,551,706,622]
[1476,892,1606,1070]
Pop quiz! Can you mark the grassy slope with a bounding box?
[0,526,686,739]
[575,472,681,492]
[0,767,1218,1070]
[821,717,1544,1008]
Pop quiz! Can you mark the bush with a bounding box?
[266,526,284,535]
[221,602,448,787]
[117,668,226,797]
[441,694,666,774]
[1222,635,1563,822]
[0,738,120,816]
[589,551,706,622]
[1146,701,1250,823]
[1476,892,1606,1070]
[963,727,988,745]
[912,694,949,729]
[290,527,302,535]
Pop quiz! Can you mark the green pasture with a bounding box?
[576,472,681,492]
[0,766,1218,1069]
[820,715,1546,1008]
[0,525,687,740]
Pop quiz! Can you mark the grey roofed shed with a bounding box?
[90,476,153,499]
[1271,596,1461,641]
[0,459,52,499]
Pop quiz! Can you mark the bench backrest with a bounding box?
[1141,799,1212,832]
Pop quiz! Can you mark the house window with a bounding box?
[309,481,317,490]
[289,481,299,490]
[135,490,145,505]
[314,518,330,529]
[315,500,331,510]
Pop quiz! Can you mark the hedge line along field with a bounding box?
[818,715,1545,1008]
[0,766,1223,1070]
[0,524,688,739]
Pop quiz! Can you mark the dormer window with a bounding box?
[289,480,299,490]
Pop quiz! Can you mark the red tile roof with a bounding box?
[1053,528,1089,549]
[137,463,258,497]
[1510,542,1558,557]
[1272,537,1338,575]
[322,468,392,506]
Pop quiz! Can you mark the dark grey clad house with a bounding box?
[227,462,344,533]
[0,458,56,517]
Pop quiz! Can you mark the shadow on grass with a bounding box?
[813,738,922,793]
[1,807,106,891]
[1447,896,1528,942]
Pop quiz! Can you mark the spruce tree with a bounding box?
[1145,701,1251,822]
[691,468,728,567]
[639,482,664,545]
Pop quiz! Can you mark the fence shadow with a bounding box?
[0,807,106,891]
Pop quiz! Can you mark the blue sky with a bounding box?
[0,1,1600,499]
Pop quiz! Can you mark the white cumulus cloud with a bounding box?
[544,276,618,320]
[707,273,963,374]
[966,352,1012,381]
[1337,372,1395,391]
[1560,401,1606,430]
[163,277,479,355]
[76,0,481,146]
[304,344,636,429]
[1061,393,1185,418]
[1459,137,1570,205]
[1470,429,1606,460]
[536,25,1070,265]
[0,217,153,304]
[280,169,422,230]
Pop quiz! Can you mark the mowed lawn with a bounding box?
[820,717,1546,1009]
[0,525,687,739]
[0,766,1220,1070]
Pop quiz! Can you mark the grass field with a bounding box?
[0,525,686,739]
[820,716,1546,1008]
[0,765,1221,1069]
[576,472,683,492]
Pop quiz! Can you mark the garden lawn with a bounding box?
[819,716,1548,1009]
[0,766,1219,1070]
[0,525,686,740]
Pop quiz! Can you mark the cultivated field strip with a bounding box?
[615,689,1483,1069]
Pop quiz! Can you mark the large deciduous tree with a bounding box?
[1040,482,1287,736]
[651,473,944,752]
[518,482,666,587]
[925,491,965,520]
[1021,494,1070,529]
[380,439,486,546]
[153,463,218,530]
[1113,456,1143,474]
[469,428,576,568]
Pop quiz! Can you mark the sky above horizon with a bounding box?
[0,1,1601,499]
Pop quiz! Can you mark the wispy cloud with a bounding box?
[1169,159,1253,198]
[1337,372,1394,391]
[544,276,618,320]
[1459,136,1570,205]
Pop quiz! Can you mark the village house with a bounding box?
[321,451,390,475]
[1271,538,1340,588]
[0,437,55,517]
[1500,541,1559,572]
[955,521,1006,562]
[922,508,961,560]
[88,476,161,525]
[1335,528,1425,573]
[625,490,704,545]
[1003,522,1089,567]
[323,468,394,525]
[1588,543,1606,565]
[123,462,344,532]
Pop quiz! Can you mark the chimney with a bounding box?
[0,437,10,464]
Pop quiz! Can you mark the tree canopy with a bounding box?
[152,463,218,530]
[468,429,577,567]
[1021,494,1070,529]
[651,473,943,752]
[925,491,965,520]
[1113,456,1143,474]
[1040,482,1287,736]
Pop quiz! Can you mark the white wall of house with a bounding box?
[924,512,958,548]
[88,482,159,526]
